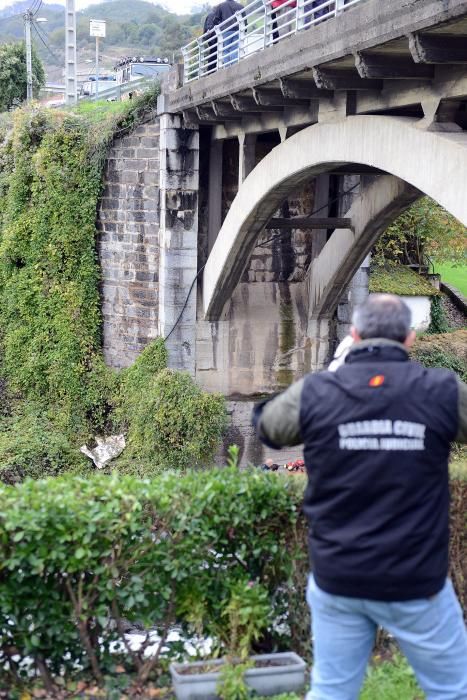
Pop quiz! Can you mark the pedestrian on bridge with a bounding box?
[214,0,244,64]
[253,293,467,700]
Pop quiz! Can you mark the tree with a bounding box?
[373,197,467,268]
[0,42,45,112]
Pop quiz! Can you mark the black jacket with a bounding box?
[254,340,467,601]
[213,0,244,29]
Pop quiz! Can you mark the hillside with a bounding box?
[0,0,205,81]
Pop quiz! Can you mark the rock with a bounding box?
[80,434,126,469]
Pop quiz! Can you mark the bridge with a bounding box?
[98,0,467,462]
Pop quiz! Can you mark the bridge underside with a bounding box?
[202,116,467,325]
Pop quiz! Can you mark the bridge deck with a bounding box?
[159,0,467,135]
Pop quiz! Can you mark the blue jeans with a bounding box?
[306,576,467,700]
[223,30,239,65]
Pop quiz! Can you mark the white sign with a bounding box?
[90,19,106,38]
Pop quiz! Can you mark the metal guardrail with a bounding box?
[182,0,364,84]
[78,76,156,102]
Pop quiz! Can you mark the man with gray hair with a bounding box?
[253,293,467,700]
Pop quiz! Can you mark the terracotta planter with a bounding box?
[170,651,306,699]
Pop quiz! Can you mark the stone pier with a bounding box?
[158,113,199,373]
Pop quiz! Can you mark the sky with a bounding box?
[0,0,217,13]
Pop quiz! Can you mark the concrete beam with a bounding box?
[313,67,382,91]
[253,88,309,108]
[308,175,419,322]
[355,52,434,80]
[230,95,283,113]
[280,78,332,100]
[266,216,352,229]
[158,114,199,373]
[208,139,223,253]
[356,65,467,114]
[238,133,256,187]
[212,103,319,140]
[409,32,467,64]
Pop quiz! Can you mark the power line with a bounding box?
[33,21,60,62]
[27,0,41,16]
[164,264,206,342]
[32,0,43,16]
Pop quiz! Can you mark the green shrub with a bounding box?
[0,470,465,692]
[426,296,449,334]
[411,348,467,382]
[121,367,227,473]
[0,469,301,689]
[114,337,168,427]
[0,406,90,485]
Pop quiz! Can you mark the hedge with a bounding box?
[0,469,465,693]
[0,469,305,691]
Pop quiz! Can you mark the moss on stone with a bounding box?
[369,263,439,297]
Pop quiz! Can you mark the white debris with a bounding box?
[80,434,126,469]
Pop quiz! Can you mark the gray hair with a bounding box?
[352,294,412,343]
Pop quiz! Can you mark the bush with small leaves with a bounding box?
[0,469,303,691]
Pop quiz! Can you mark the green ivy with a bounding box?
[122,367,227,474]
[426,296,449,334]
[411,347,467,382]
[0,94,227,478]
[0,108,117,435]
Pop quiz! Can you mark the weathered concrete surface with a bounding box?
[158,114,199,373]
[196,135,316,396]
[196,281,310,396]
[98,121,160,368]
[162,0,467,113]
[203,116,467,321]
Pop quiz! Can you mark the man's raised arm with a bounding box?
[253,377,305,448]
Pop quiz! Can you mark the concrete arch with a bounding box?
[203,115,467,320]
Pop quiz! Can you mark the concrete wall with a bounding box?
[98,120,160,368]
[402,296,432,331]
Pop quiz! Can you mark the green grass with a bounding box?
[434,262,467,296]
[68,98,130,123]
[262,656,424,700]
[360,655,423,699]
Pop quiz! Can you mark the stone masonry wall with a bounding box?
[98,120,160,368]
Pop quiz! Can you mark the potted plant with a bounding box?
[170,579,306,699]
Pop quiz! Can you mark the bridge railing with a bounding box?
[78,76,156,103]
[181,0,364,84]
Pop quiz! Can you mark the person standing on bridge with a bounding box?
[253,294,467,700]
[270,0,296,41]
[213,0,244,65]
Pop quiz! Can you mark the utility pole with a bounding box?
[23,10,33,102]
[65,0,77,104]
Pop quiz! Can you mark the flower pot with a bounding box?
[170,651,306,699]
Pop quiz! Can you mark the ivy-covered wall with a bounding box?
[0,96,226,483]
[0,108,110,435]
